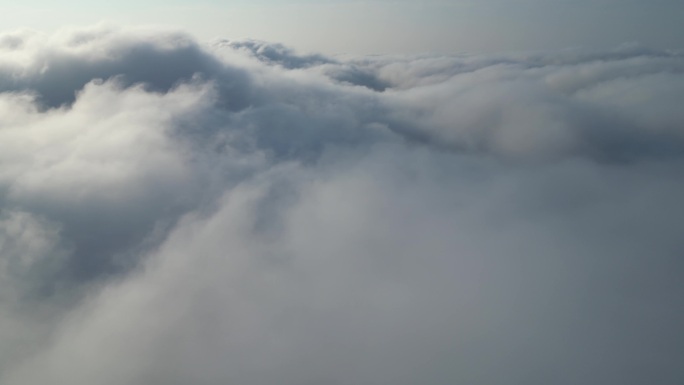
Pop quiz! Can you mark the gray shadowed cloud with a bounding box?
[0,25,683,385]
[0,27,253,110]
[215,39,389,91]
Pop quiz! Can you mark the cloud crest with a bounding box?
[1,26,684,385]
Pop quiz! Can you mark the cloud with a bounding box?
[0,25,683,385]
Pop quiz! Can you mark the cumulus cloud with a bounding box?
[0,25,683,385]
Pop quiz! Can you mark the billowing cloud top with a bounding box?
[1,26,683,385]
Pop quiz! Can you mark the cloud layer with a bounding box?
[1,26,683,385]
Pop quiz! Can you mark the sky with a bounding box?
[0,2,684,385]
[0,0,683,54]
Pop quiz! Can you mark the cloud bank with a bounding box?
[1,26,683,385]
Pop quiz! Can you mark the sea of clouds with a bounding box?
[0,25,683,384]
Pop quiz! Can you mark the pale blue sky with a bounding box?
[1,0,682,54]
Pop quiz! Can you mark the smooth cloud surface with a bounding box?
[1,26,683,385]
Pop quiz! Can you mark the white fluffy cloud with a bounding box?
[1,26,683,385]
